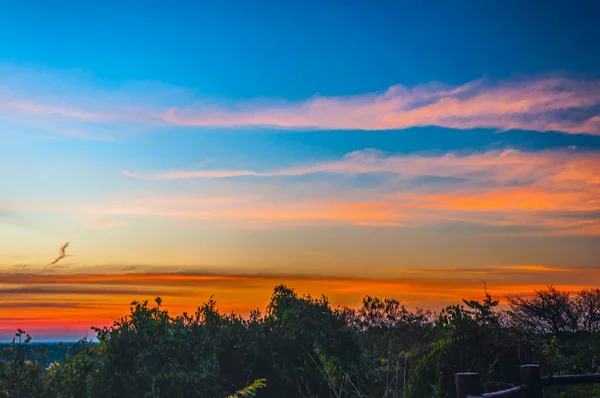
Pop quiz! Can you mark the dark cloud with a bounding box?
[0,302,90,309]
[0,285,190,297]
[0,317,47,322]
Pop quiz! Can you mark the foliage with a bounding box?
[507,286,600,334]
[1,285,600,398]
[0,330,45,397]
[226,378,267,398]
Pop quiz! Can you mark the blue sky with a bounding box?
[1,1,600,340]
[3,1,600,96]
[1,0,599,261]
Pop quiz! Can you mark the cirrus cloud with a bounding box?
[6,147,600,234]
[163,75,600,135]
[98,148,600,235]
[1,65,600,137]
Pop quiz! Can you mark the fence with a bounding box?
[456,364,600,398]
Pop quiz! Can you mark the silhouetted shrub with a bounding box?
[2,285,600,398]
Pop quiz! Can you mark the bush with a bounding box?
[2,285,600,398]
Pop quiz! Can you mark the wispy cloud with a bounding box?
[123,169,268,180]
[119,148,600,234]
[16,145,600,234]
[381,264,581,275]
[2,65,600,136]
[163,75,600,135]
[0,64,185,140]
[490,265,572,272]
[123,147,600,185]
[0,302,92,309]
[85,218,127,229]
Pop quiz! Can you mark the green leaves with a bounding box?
[226,378,267,398]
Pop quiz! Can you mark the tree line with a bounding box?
[1,285,599,398]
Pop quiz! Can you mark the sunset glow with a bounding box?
[1,2,599,341]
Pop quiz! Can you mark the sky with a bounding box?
[1,0,600,341]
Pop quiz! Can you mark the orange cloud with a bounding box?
[6,147,600,234]
[381,265,581,275]
[490,265,572,272]
[85,218,127,229]
[119,148,600,235]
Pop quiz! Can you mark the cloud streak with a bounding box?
[85,218,127,229]
[119,148,600,234]
[163,75,600,135]
[123,147,600,185]
[2,66,600,136]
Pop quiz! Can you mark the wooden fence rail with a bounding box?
[456,364,600,398]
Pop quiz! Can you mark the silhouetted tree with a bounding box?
[2,285,600,398]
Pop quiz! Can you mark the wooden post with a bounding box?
[456,372,482,398]
[521,364,543,398]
